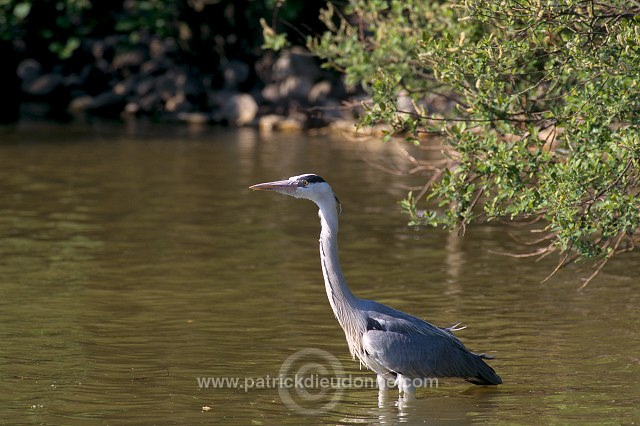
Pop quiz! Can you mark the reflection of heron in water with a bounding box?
[251,174,501,395]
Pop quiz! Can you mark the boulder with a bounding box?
[149,37,177,59]
[135,78,155,97]
[138,93,162,112]
[308,81,332,104]
[277,116,306,132]
[261,83,280,103]
[123,102,140,115]
[329,119,358,134]
[112,49,147,72]
[141,58,170,77]
[155,72,179,101]
[177,112,211,124]
[78,65,110,95]
[396,90,416,114]
[219,93,258,126]
[258,114,284,132]
[273,47,322,82]
[63,73,86,91]
[89,91,125,112]
[68,95,94,111]
[68,91,126,117]
[113,76,139,96]
[24,73,63,97]
[222,60,250,89]
[279,75,314,102]
[91,36,117,62]
[17,59,41,87]
[165,94,193,113]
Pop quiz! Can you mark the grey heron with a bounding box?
[250,173,502,394]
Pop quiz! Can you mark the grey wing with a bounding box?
[362,316,501,385]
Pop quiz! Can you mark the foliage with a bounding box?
[0,0,323,67]
[1,0,88,59]
[0,0,173,60]
[309,0,640,284]
[261,17,291,51]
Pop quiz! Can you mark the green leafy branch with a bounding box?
[308,0,640,286]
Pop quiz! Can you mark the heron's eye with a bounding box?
[301,180,309,187]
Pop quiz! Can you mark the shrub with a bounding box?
[306,0,640,285]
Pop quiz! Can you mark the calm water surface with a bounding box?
[0,121,639,424]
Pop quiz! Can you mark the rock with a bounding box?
[165,94,192,113]
[368,123,394,136]
[12,29,368,127]
[182,72,207,104]
[63,73,86,91]
[177,112,211,124]
[279,75,313,102]
[539,126,564,152]
[149,37,177,59]
[123,102,140,115]
[273,47,322,82]
[277,116,306,132]
[261,83,280,103]
[258,114,284,132]
[155,72,179,101]
[310,100,348,124]
[78,65,110,95]
[254,51,276,84]
[113,76,139,96]
[90,91,125,112]
[308,81,332,104]
[422,92,455,115]
[112,49,147,72]
[0,41,21,122]
[222,60,250,89]
[219,93,258,126]
[91,36,117,62]
[70,91,126,116]
[138,93,162,112]
[329,119,358,134]
[349,94,370,117]
[24,73,63,97]
[17,59,41,86]
[328,75,349,100]
[135,78,155,97]
[141,58,170,77]
[325,100,350,118]
[69,95,94,111]
[396,90,416,114]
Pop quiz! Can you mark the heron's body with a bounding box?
[250,174,501,393]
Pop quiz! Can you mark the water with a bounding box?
[0,121,639,424]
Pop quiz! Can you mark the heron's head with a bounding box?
[250,173,341,211]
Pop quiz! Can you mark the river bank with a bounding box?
[15,33,371,134]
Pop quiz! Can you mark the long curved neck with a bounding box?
[314,195,368,362]
[316,201,359,322]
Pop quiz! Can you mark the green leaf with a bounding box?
[13,2,31,20]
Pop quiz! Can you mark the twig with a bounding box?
[540,242,578,284]
[578,232,625,290]
[415,169,444,204]
[535,244,557,262]
[488,245,552,258]
[508,230,556,245]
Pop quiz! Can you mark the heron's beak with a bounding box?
[249,179,300,195]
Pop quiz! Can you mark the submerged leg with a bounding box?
[377,374,391,391]
[396,374,416,396]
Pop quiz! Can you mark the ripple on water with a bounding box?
[1,124,639,424]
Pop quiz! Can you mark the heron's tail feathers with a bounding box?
[465,354,502,385]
